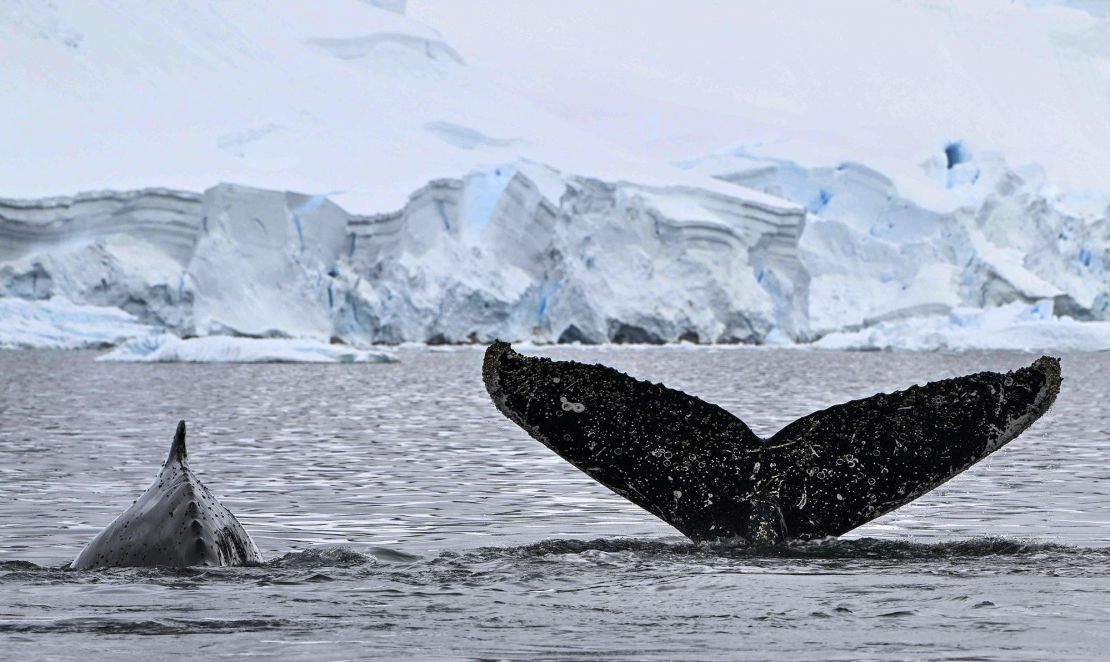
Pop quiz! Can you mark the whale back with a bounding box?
[483,341,765,541]
[71,421,263,569]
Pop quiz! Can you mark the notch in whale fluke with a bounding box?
[483,341,1062,544]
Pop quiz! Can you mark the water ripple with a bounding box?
[2,348,1109,659]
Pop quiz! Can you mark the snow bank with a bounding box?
[0,297,155,349]
[0,0,766,213]
[100,334,397,363]
[814,301,1110,352]
[422,0,1110,194]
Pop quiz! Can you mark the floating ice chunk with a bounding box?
[99,334,398,363]
[814,301,1110,352]
[0,297,155,349]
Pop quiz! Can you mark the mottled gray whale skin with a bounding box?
[71,421,262,569]
[483,342,1062,544]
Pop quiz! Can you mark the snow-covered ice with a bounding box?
[421,0,1110,194]
[100,334,397,364]
[686,152,1110,342]
[0,297,155,350]
[814,300,1110,352]
[0,0,756,212]
[1,0,1108,351]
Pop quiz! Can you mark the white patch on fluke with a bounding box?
[560,396,585,413]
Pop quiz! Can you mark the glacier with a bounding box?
[680,148,1110,342]
[3,148,1107,352]
[1,0,1108,352]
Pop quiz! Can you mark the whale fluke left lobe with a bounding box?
[484,340,765,542]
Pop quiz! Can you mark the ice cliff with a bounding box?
[0,168,808,347]
[677,146,1110,349]
[0,189,201,332]
[4,150,1108,351]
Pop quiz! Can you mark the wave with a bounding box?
[4,536,1106,582]
[0,616,290,636]
[463,535,1100,560]
[267,545,420,568]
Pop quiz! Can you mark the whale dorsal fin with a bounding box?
[166,420,188,467]
[71,419,263,569]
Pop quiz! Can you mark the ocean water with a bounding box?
[1,347,1108,660]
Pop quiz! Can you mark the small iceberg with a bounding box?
[814,300,1110,352]
[0,297,155,350]
[99,334,398,363]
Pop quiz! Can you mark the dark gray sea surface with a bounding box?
[1,347,1108,660]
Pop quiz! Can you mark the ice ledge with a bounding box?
[0,296,156,350]
[99,334,398,364]
[814,301,1110,352]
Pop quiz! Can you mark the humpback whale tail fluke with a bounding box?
[71,421,263,570]
[483,341,1062,544]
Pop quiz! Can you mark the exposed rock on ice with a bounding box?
[0,297,156,349]
[100,334,397,364]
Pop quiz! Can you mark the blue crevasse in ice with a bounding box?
[536,281,562,325]
[945,142,969,169]
[290,194,331,253]
[460,165,517,232]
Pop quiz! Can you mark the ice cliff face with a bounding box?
[0,166,808,346]
[335,165,806,345]
[699,149,1110,341]
[3,150,1107,350]
[0,189,201,332]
